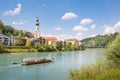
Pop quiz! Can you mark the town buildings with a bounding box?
[0,18,81,47]
[40,36,57,46]
[32,17,58,46]
[65,38,81,46]
[0,34,10,46]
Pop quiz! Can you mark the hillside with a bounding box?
[81,32,119,48]
[0,21,34,38]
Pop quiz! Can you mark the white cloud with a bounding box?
[3,3,22,16]
[76,32,83,36]
[80,18,93,25]
[72,25,89,31]
[53,27,62,31]
[12,21,24,25]
[103,25,115,34]
[90,24,96,30]
[75,32,83,39]
[57,34,72,40]
[103,21,120,34]
[12,20,27,26]
[114,21,120,29]
[61,12,78,20]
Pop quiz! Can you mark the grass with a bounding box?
[5,48,38,53]
[67,61,120,80]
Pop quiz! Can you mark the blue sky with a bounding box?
[0,0,120,40]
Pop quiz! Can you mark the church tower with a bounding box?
[34,17,40,38]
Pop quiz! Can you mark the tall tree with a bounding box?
[106,34,120,66]
[26,40,31,52]
[17,33,23,46]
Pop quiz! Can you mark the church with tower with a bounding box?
[33,17,57,46]
[34,17,40,38]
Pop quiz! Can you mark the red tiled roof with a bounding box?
[41,36,57,41]
[67,38,79,41]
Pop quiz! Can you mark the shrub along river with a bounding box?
[0,48,105,80]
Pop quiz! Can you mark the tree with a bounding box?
[65,42,72,51]
[35,42,41,49]
[56,41,62,51]
[0,41,5,53]
[79,44,85,50]
[106,34,120,66]
[26,40,31,52]
[17,32,23,46]
[26,40,31,47]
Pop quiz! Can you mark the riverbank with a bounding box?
[0,45,85,53]
[5,48,38,53]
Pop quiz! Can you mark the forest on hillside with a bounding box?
[0,22,34,38]
[81,32,119,48]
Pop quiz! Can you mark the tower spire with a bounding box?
[34,17,40,38]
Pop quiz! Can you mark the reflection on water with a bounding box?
[0,49,105,80]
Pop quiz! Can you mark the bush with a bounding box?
[5,48,37,53]
[34,42,41,49]
[4,46,28,49]
[96,68,120,80]
[106,34,120,66]
[67,62,120,80]
[0,41,6,53]
[79,44,85,50]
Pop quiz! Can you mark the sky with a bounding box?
[0,0,120,40]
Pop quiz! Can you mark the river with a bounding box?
[0,49,105,80]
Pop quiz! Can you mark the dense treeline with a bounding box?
[81,32,119,48]
[0,22,33,38]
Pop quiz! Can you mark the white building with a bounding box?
[34,17,40,38]
[40,36,58,46]
[66,38,81,45]
[0,34,10,46]
[10,36,18,46]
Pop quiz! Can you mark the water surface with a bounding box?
[0,49,105,80]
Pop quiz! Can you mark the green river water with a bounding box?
[0,49,105,80]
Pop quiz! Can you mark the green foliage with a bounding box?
[5,48,37,53]
[67,62,120,80]
[56,41,62,51]
[34,42,41,49]
[0,23,33,38]
[26,40,31,52]
[96,68,120,80]
[81,32,119,48]
[4,46,28,49]
[65,42,72,51]
[16,33,23,46]
[0,41,5,53]
[79,44,85,50]
[26,40,31,47]
[106,34,120,66]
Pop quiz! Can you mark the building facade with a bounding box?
[10,36,18,46]
[0,34,10,46]
[40,36,57,46]
[34,17,40,38]
[65,38,81,45]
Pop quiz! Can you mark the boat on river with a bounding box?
[21,58,54,65]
